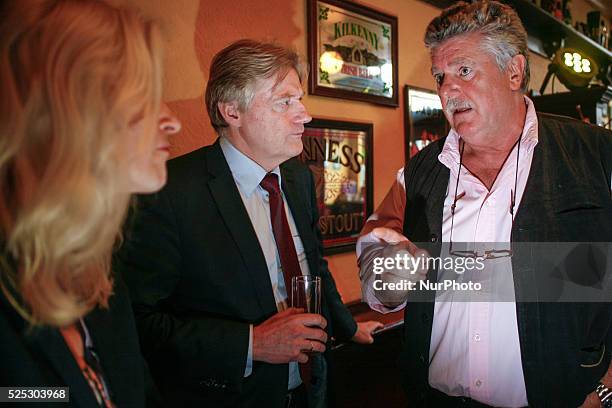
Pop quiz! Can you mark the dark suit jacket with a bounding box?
[114,140,357,407]
[0,274,157,407]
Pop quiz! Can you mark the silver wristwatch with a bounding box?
[596,383,612,408]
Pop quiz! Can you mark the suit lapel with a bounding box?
[83,305,128,406]
[205,141,277,313]
[1,274,98,407]
[426,164,449,247]
[26,326,99,407]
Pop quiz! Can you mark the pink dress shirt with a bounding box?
[357,97,540,407]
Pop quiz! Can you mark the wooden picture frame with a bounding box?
[308,0,399,107]
[299,118,374,255]
[403,85,449,163]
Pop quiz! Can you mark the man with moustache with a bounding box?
[115,39,381,408]
[357,1,612,407]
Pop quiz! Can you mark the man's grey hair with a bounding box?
[205,39,308,136]
[424,1,530,93]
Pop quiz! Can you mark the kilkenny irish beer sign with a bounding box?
[299,119,373,254]
[308,0,399,106]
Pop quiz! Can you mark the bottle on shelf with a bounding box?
[587,11,602,43]
[562,0,572,26]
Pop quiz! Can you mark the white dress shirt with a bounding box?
[358,97,540,407]
[220,137,310,390]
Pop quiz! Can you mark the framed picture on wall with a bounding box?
[404,85,449,163]
[298,118,373,255]
[307,0,399,107]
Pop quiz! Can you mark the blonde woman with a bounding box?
[0,1,180,406]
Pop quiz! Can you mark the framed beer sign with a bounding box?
[299,119,373,255]
[404,85,449,164]
[307,0,399,107]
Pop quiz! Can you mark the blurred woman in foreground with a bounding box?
[0,1,180,406]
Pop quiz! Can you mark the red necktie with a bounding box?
[260,173,313,386]
[260,173,303,295]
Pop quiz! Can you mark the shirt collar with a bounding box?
[219,137,281,198]
[438,95,539,170]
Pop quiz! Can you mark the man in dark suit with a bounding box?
[114,39,381,407]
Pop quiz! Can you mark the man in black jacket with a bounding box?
[357,1,612,407]
[115,39,381,407]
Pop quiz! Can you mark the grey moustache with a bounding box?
[445,98,472,115]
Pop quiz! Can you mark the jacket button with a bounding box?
[421,313,430,324]
[419,354,426,363]
[200,379,215,388]
[430,234,438,242]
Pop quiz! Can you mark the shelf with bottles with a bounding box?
[532,85,612,129]
[421,0,611,72]
[514,0,610,61]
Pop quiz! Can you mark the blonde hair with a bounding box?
[205,39,308,135]
[424,1,530,93]
[0,0,162,326]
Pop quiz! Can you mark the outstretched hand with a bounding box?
[372,227,409,244]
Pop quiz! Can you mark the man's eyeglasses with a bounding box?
[448,136,521,260]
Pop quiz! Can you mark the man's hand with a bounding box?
[372,227,429,280]
[365,227,429,307]
[372,227,409,244]
[253,308,327,364]
[351,320,384,344]
[578,391,600,408]
[372,227,428,260]
[579,363,612,408]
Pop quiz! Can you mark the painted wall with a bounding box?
[111,0,606,304]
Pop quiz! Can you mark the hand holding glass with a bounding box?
[291,276,321,314]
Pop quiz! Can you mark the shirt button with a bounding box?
[475,379,482,387]
[474,333,481,342]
